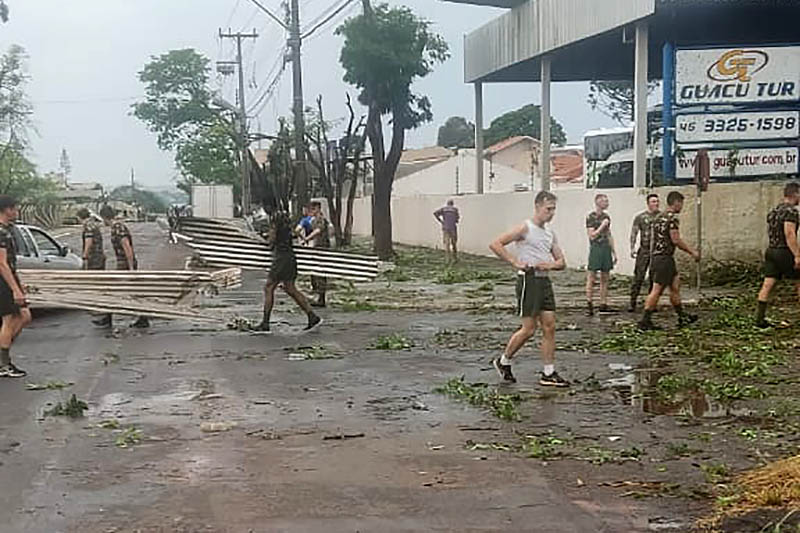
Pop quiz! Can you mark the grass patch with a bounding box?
[115,426,143,448]
[435,269,504,285]
[522,434,566,459]
[43,394,88,418]
[434,376,524,421]
[371,333,413,350]
[26,380,72,391]
[337,299,378,312]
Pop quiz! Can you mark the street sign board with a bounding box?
[676,110,800,143]
[676,46,800,105]
[676,147,799,179]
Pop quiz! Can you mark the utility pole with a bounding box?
[248,0,308,211]
[288,0,309,211]
[219,29,259,215]
[130,167,135,191]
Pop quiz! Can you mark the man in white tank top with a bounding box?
[489,191,568,387]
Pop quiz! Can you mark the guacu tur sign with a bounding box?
[676,46,800,105]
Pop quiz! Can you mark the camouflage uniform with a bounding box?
[310,215,331,297]
[82,218,106,270]
[110,220,137,270]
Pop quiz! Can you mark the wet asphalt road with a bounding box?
[0,223,653,533]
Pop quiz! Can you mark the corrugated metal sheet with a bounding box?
[464,0,655,82]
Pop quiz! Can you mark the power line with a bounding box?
[244,0,288,30]
[303,0,357,43]
[225,0,243,28]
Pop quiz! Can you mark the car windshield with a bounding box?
[29,228,61,256]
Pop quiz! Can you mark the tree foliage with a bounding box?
[337,1,448,259]
[437,116,474,148]
[109,185,167,214]
[483,104,566,148]
[0,45,55,203]
[132,49,241,200]
[587,80,659,126]
[305,94,368,247]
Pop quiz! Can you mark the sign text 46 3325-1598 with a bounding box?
[676,111,800,143]
[676,46,800,105]
[676,147,799,179]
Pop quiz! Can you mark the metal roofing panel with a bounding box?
[464,0,656,82]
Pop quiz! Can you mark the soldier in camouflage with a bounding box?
[303,201,331,308]
[0,195,31,378]
[100,205,149,329]
[628,193,660,312]
[77,207,111,327]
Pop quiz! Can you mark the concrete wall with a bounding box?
[352,181,790,275]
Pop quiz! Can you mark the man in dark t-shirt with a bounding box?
[0,195,31,378]
[434,199,460,263]
[755,182,800,328]
[254,211,322,334]
[638,191,700,331]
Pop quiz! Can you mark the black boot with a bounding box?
[130,316,150,329]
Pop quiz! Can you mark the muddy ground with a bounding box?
[0,223,797,532]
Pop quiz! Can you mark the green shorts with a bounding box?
[515,274,556,317]
[588,243,613,272]
[651,255,678,286]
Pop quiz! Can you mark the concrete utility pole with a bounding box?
[219,29,259,215]
[288,0,309,210]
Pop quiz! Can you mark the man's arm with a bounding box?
[0,248,24,303]
[534,241,566,272]
[629,215,640,257]
[586,217,610,240]
[670,228,699,260]
[784,220,800,268]
[304,228,321,243]
[609,234,617,263]
[433,209,443,224]
[82,237,93,260]
[489,223,529,271]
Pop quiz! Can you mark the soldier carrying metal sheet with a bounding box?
[77,207,112,328]
[254,212,323,333]
[100,205,150,329]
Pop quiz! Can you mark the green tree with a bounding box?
[437,116,474,148]
[109,185,167,214]
[587,80,659,126]
[337,1,449,259]
[483,104,566,148]
[132,49,240,200]
[0,45,55,204]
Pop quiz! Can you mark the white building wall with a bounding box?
[392,151,532,197]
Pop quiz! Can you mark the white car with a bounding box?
[13,224,82,270]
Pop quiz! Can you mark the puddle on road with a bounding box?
[604,366,754,419]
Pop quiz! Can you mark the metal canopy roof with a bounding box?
[441,0,524,7]
[463,0,800,83]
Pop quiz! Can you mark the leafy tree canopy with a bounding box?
[437,116,474,149]
[587,80,659,126]
[484,104,567,148]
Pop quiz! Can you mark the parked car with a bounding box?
[13,224,82,270]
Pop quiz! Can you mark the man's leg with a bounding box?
[442,231,450,262]
[630,252,647,311]
[639,283,665,329]
[451,233,458,263]
[283,281,322,331]
[310,276,326,307]
[670,276,697,326]
[585,271,596,315]
[537,311,567,386]
[0,313,25,376]
[756,277,777,327]
[599,271,610,308]
[502,316,537,362]
[256,280,279,331]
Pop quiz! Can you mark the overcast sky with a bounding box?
[3,0,620,189]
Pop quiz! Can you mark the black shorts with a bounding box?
[0,275,25,317]
[764,247,800,280]
[269,252,298,283]
[651,255,678,287]
[516,274,555,317]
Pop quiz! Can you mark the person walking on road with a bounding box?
[254,211,322,333]
[489,191,568,387]
[100,205,149,329]
[303,201,331,308]
[434,199,460,263]
[628,193,660,312]
[0,196,31,378]
[585,194,617,316]
[638,191,699,331]
[78,208,111,327]
[755,182,800,328]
